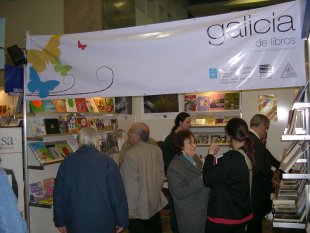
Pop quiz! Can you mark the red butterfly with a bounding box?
[78,40,87,50]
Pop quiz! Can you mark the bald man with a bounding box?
[120,123,166,233]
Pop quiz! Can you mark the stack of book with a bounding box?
[272,165,308,224]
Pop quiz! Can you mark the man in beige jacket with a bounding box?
[120,123,167,233]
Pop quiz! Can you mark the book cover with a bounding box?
[53,99,67,112]
[184,94,196,111]
[205,115,216,126]
[76,116,88,130]
[58,115,68,133]
[224,92,240,110]
[95,118,105,130]
[29,117,46,136]
[85,98,99,113]
[66,139,79,152]
[29,100,45,112]
[196,95,209,111]
[47,145,63,160]
[42,99,56,112]
[86,117,97,128]
[75,98,89,113]
[44,118,60,134]
[55,142,73,158]
[28,141,54,163]
[29,181,44,202]
[65,98,78,112]
[66,114,78,133]
[42,177,55,199]
[209,93,225,110]
[93,97,114,113]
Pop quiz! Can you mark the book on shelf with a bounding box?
[29,178,55,205]
[272,196,296,205]
[224,92,240,110]
[29,100,45,112]
[280,142,303,173]
[76,115,88,130]
[29,117,46,136]
[28,141,55,164]
[92,97,114,113]
[44,118,60,134]
[273,213,305,223]
[292,79,309,103]
[42,177,55,200]
[85,98,99,113]
[205,115,216,126]
[196,95,209,111]
[66,139,79,152]
[29,181,45,202]
[193,118,206,125]
[53,99,67,112]
[209,93,225,110]
[66,114,78,134]
[42,99,56,112]
[75,98,89,113]
[46,145,64,160]
[54,142,73,158]
[184,94,197,112]
[98,131,120,153]
[58,115,68,133]
[286,109,297,135]
[65,98,78,112]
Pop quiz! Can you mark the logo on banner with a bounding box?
[280,63,297,78]
[258,64,273,79]
[209,68,218,79]
[0,136,14,150]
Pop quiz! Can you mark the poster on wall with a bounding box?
[115,97,132,114]
[258,95,278,121]
[25,0,307,100]
[0,18,5,69]
[144,94,179,113]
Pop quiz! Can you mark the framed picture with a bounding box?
[115,97,132,114]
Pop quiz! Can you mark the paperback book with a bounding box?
[75,98,89,113]
[65,98,78,112]
[53,99,67,112]
[28,141,55,164]
[42,99,56,112]
[184,94,197,111]
[44,118,60,134]
[29,117,46,136]
[54,142,73,158]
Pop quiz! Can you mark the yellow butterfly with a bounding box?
[27,35,61,73]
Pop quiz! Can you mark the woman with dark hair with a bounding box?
[167,130,209,233]
[203,118,254,233]
[162,112,191,233]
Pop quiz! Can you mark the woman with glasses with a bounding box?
[167,130,210,233]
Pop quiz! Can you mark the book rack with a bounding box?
[273,82,310,229]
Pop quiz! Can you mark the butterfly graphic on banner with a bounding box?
[77,40,87,50]
[28,66,60,98]
[27,34,72,76]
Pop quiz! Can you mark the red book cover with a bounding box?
[75,98,89,113]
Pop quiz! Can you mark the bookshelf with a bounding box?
[272,82,310,230]
[25,97,125,233]
[183,91,242,158]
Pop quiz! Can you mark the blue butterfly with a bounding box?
[28,66,60,98]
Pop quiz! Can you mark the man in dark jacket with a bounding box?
[246,114,281,233]
[53,127,129,233]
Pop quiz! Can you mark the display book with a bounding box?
[29,177,55,205]
[187,92,241,146]
[273,83,310,229]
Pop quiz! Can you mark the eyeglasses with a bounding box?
[184,140,196,145]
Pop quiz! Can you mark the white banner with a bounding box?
[25,0,306,100]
